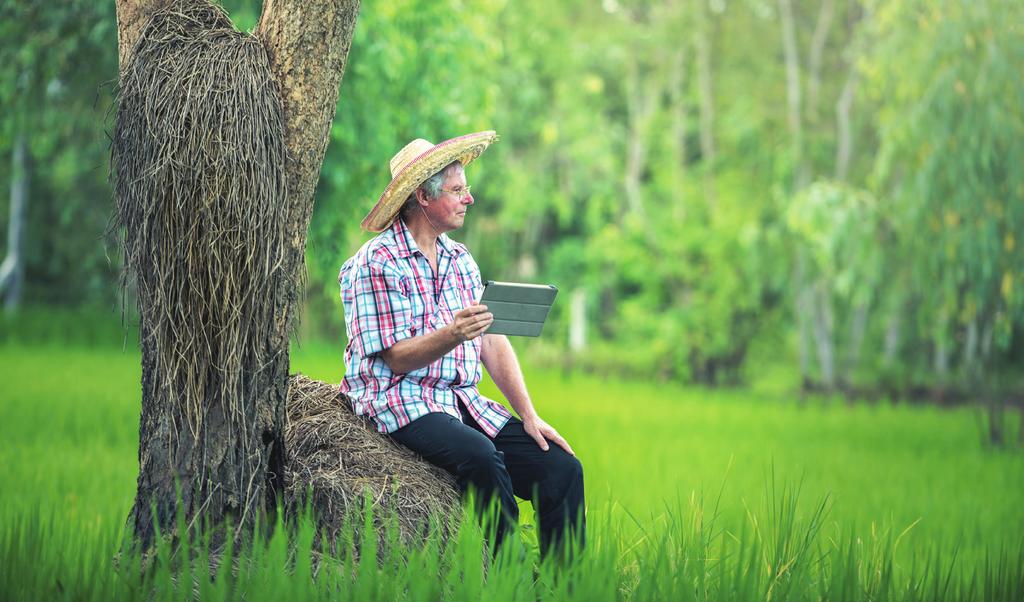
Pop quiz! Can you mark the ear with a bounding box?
[414,187,430,206]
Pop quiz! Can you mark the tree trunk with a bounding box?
[844,301,868,387]
[0,134,28,313]
[807,0,835,125]
[812,281,836,390]
[115,0,359,553]
[794,250,813,388]
[778,0,809,190]
[964,315,978,369]
[835,7,862,181]
[933,333,949,382]
[834,56,858,181]
[568,287,587,354]
[624,56,655,220]
[882,304,901,367]
[781,0,818,393]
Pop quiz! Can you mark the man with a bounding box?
[337,131,585,560]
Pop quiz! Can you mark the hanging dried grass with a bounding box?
[110,0,288,442]
[110,0,462,553]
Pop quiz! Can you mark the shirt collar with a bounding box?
[391,216,459,259]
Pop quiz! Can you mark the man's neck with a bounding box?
[402,213,440,258]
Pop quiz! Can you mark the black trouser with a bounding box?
[388,400,586,560]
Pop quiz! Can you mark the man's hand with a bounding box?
[447,303,493,342]
[523,415,576,456]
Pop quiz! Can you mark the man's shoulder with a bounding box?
[353,230,405,268]
[339,230,406,290]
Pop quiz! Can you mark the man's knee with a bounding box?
[540,453,584,503]
[553,453,583,485]
[457,437,505,476]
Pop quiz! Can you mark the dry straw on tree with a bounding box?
[110,0,460,557]
[111,1,290,535]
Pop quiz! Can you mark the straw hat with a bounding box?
[361,130,499,232]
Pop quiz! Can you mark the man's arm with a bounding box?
[481,334,575,455]
[381,304,492,373]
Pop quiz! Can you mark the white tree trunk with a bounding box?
[834,67,857,181]
[964,316,978,369]
[794,251,813,383]
[882,308,901,367]
[834,9,863,181]
[569,287,587,354]
[0,134,28,313]
[933,334,949,380]
[812,282,836,388]
[844,302,868,384]
[624,57,655,219]
[778,0,809,189]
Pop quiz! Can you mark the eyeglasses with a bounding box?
[441,185,472,200]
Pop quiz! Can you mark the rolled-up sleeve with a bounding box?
[347,259,415,358]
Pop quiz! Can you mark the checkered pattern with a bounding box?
[338,217,513,438]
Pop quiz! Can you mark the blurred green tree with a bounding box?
[0,1,118,309]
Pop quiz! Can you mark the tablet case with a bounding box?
[479,281,558,337]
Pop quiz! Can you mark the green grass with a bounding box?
[2,339,1023,599]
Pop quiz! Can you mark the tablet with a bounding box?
[478,280,558,337]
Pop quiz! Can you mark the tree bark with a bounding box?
[778,0,809,190]
[794,250,813,388]
[812,280,836,389]
[0,134,28,313]
[253,0,360,514]
[807,0,835,124]
[834,65,857,181]
[835,6,862,181]
[116,0,359,552]
[844,301,868,386]
[624,56,655,220]
[114,0,171,69]
[933,332,949,381]
[568,287,587,354]
[964,315,978,369]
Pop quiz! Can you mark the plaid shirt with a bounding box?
[338,217,514,438]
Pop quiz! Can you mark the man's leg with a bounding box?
[459,408,586,562]
[387,411,519,551]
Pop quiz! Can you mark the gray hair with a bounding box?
[400,160,464,218]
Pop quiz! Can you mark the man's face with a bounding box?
[423,165,474,233]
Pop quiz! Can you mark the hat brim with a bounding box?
[360,131,499,232]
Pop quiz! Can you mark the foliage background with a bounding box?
[2,0,1022,396]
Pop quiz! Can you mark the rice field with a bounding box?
[1,336,1022,600]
